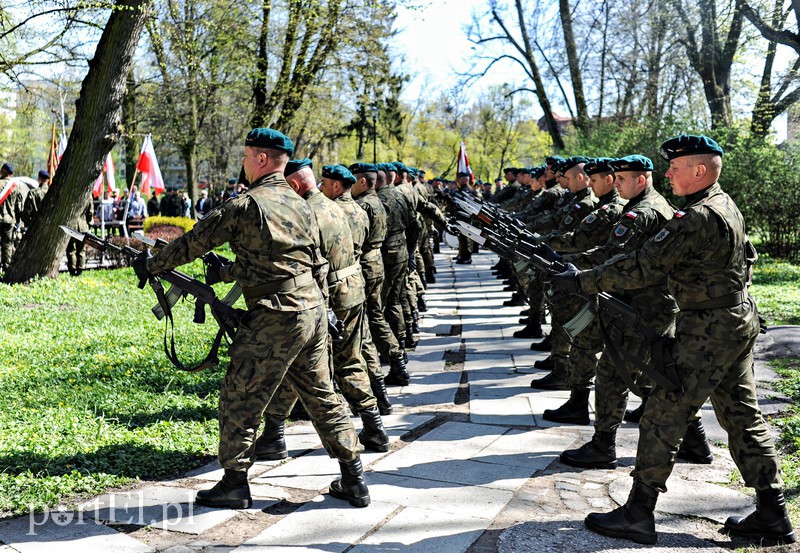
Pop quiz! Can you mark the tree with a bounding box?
[558,0,588,132]
[5,0,152,283]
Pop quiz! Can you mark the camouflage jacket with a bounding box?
[580,182,759,339]
[21,185,48,226]
[529,187,596,235]
[491,182,520,205]
[377,183,418,250]
[305,187,365,310]
[548,189,625,254]
[0,178,24,225]
[334,191,369,263]
[354,189,388,260]
[147,171,327,312]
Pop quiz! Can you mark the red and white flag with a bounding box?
[92,152,117,198]
[457,140,474,182]
[136,135,165,196]
[0,179,15,206]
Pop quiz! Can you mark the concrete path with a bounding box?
[1,246,794,552]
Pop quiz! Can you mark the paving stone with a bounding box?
[389,371,461,408]
[470,397,536,426]
[350,506,487,553]
[474,428,575,471]
[0,512,154,553]
[231,497,397,552]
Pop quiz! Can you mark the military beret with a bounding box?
[560,156,590,172]
[532,165,546,178]
[431,177,442,183]
[245,128,294,155]
[518,167,532,175]
[584,157,616,175]
[228,178,237,185]
[659,134,723,160]
[545,156,565,166]
[381,163,396,173]
[322,164,356,186]
[456,171,471,178]
[392,161,409,173]
[348,162,378,174]
[503,167,517,173]
[610,155,654,172]
[38,169,50,180]
[284,157,313,176]
[2,162,13,174]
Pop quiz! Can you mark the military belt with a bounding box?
[677,290,746,311]
[327,262,360,284]
[242,271,314,301]
[384,232,405,247]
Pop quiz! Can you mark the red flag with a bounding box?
[47,122,58,181]
[457,140,474,183]
[136,135,165,196]
[92,152,117,198]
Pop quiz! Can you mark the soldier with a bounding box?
[255,159,389,461]
[146,190,160,217]
[134,128,369,510]
[549,135,795,545]
[21,170,50,228]
[454,171,475,264]
[350,162,408,400]
[66,188,94,276]
[0,162,23,273]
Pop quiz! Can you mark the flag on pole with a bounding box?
[136,135,165,196]
[92,152,117,198]
[47,122,58,181]
[457,140,474,183]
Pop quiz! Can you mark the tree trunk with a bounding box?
[182,141,197,218]
[5,0,151,283]
[250,0,272,128]
[559,0,588,132]
[123,69,138,188]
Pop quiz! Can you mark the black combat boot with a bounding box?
[370,377,393,415]
[543,388,590,424]
[425,267,436,284]
[410,310,421,334]
[724,488,796,545]
[254,414,288,460]
[532,355,556,370]
[404,333,418,349]
[513,320,544,339]
[329,457,371,507]
[585,479,658,544]
[529,334,552,351]
[418,295,427,312]
[561,430,617,469]
[529,361,568,390]
[503,293,526,307]
[677,419,713,464]
[384,352,410,386]
[358,408,390,452]
[195,469,252,509]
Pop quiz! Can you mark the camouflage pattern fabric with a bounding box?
[21,185,48,226]
[549,190,625,253]
[580,182,780,493]
[0,179,23,271]
[66,201,94,273]
[528,187,596,235]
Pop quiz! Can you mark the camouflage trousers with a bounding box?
[221,304,360,472]
[531,270,570,361]
[635,325,781,493]
[0,223,13,271]
[381,241,409,343]
[361,320,385,380]
[362,257,401,358]
[419,222,435,275]
[564,310,603,390]
[66,238,86,272]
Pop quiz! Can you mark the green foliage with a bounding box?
[750,257,800,325]
[0,261,235,514]
[768,358,800,522]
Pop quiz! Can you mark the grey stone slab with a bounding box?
[609,475,753,524]
[80,487,239,534]
[474,428,577,471]
[232,497,397,552]
[389,370,461,408]
[469,372,536,395]
[252,448,340,491]
[350,506,487,553]
[463,355,515,373]
[470,397,536,427]
[0,512,154,553]
[370,421,503,463]
[366,472,514,520]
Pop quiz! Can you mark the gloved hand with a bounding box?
[446,218,461,236]
[535,243,563,263]
[546,263,582,301]
[408,253,417,271]
[132,250,152,287]
[327,309,345,343]
[205,253,233,285]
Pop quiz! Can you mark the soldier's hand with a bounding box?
[546,263,582,301]
[327,309,345,343]
[132,250,153,288]
[408,253,417,271]
[204,253,232,285]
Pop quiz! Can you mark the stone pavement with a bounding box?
[1,245,795,552]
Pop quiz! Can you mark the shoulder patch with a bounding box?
[563,215,574,225]
[584,213,598,224]
[675,210,686,218]
[625,211,638,219]
[613,224,628,237]
[654,228,670,242]
[601,204,610,211]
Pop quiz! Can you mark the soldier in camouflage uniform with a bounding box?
[21,170,50,229]
[256,160,389,460]
[66,188,95,276]
[0,163,23,273]
[135,129,369,510]
[550,135,795,546]
[376,163,418,384]
[350,162,403,411]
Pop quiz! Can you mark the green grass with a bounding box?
[767,357,800,531]
[750,257,800,325]
[0,256,237,516]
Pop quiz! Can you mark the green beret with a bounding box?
[531,165,546,178]
[518,167,532,175]
[392,161,408,173]
[610,155,653,172]
[659,134,723,160]
[456,171,471,178]
[245,128,295,155]
[584,157,616,175]
[380,163,396,173]
[560,156,590,172]
[285,157,313,176]
[545,156,565,166]
[349,162,377,174]
[322,164,356,186]
[503,167,517,173]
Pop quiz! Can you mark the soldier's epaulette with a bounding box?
[675,210,686,218]
[625,211,637,219]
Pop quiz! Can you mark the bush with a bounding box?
[143,216,195,234]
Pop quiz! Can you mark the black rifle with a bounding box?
[462,222,682,394]
[61,226,244,372]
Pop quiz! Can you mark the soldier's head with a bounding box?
[38,169,50,186]
[349,163,377,196]
[560,157,590,193]
[1,162,13,178]
[392,162,408,185]
[544,156,564,183]
[516,167,531,186]
[320,164,356,200]
[660,134,723,197]
[610,156,653,200]
[243,128,294,183]
[382,163,397,186]
[503,167,517,184]
[456,171,470,188]
[585,158,616,197]
[284,158,316,196]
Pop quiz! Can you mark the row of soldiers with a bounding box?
[133,128,447,512]
[452,136,793,546]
